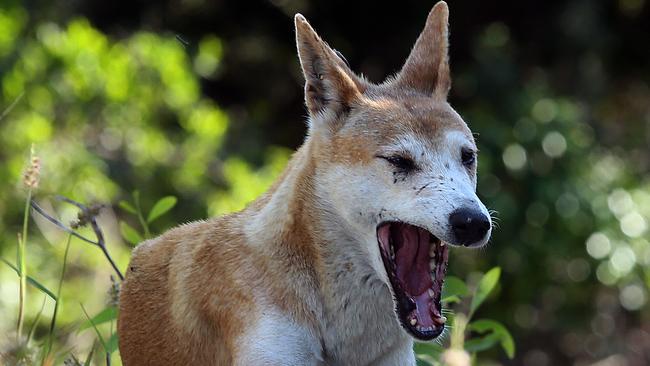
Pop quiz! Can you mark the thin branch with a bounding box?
[30,201,97,245]
[56,195,86,210]
[30,197,124,280]
[90,216,124,281]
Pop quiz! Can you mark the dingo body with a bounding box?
[118,2,492,365]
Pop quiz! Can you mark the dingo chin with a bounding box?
[118,2,492,365]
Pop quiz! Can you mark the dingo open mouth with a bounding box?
[377,222,448,340]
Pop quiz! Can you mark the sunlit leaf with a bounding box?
[442,295,462,304]
[442,276,468,302]
[147,196,177,223]
[79,306,118,332]
[470,267,501,316]
[415,354,437,366]
[120,221,143,245]
[119,200,137,214]
[468,319,515,359]
[464,332,500,354]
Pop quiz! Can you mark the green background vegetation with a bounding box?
[1,0,649,364]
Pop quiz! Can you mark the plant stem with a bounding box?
[133,193,151,238]
[17,188,32,341]
[451,313,468,350]
[45,234,72,359]
[138,212,151,238]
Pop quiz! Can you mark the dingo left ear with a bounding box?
[295,14,363,120]
[395,1,451,100]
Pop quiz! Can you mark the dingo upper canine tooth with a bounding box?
[118,2,492,365]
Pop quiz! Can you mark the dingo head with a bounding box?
[295,1,491,341]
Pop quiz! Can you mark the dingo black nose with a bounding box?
[449,208,490,246]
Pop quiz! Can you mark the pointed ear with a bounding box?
[295,14,363,117]
[395,1,451,99]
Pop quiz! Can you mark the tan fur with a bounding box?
[118,2,487,364]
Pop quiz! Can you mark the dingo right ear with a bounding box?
[294,14,363,121]
[394,1,451,100]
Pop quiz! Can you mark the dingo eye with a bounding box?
[461,148,476,167]
[379,155,418,173]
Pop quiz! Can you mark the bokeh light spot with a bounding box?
[596,262,617,285]
[619,211,647,238]
[586,232,611,259]
[607,189,633,218]
[610,246,636,275]
[503,143,527,170]
[619,284,646,310]
[532,98,558,123]
[194,35,223,78]
[542,131,567,158]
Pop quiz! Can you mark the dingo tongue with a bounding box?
[393,225,432,296]
[377,222,448,337]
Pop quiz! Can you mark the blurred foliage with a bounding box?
[0,1,287,363]
[1,0,649,365]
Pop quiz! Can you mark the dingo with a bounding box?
[118,2,492,364]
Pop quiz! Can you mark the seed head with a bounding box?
[22,147,40,189]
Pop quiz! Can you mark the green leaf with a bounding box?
[468,319,515,359]
[106,332,119,354]
[442,276,468,302]
[28,296,48,343]
[414,341,444,366]
[464,332,501,353]
[469,267,501,316]
[1,257,57,300]
[78,306,118,332]
[80,303,108,353]
[147,196,177,223]
[442,295,462,304]
[413,341,444,356]
[120,221,143,244]
[119,200,137,214]
[415,354,437,366]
